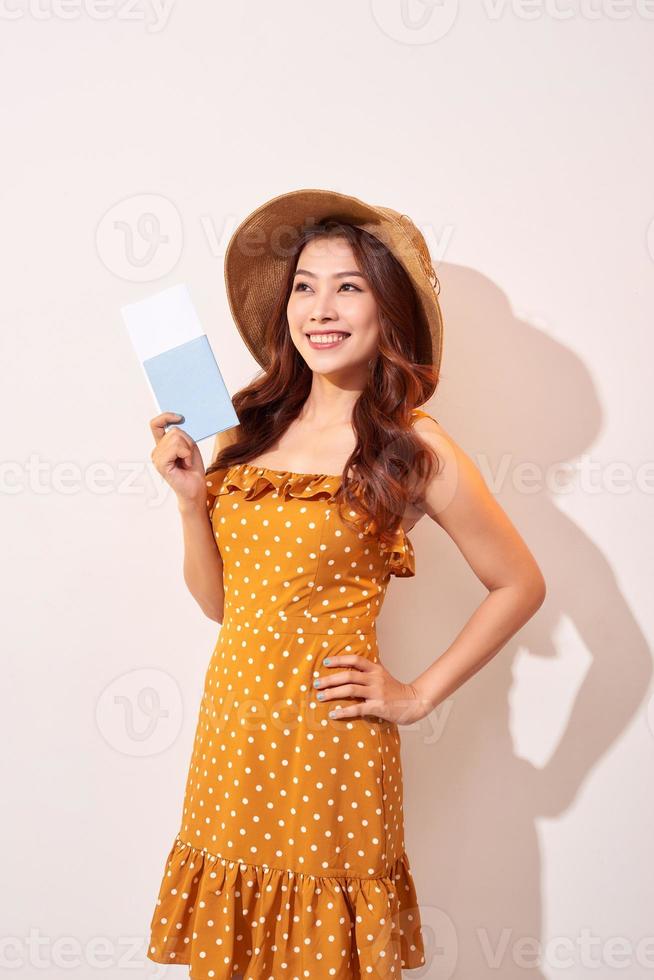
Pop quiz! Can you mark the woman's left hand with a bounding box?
[313,653,431,725]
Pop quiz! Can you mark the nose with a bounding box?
[309,288,338,324]
[311,302,336,323]
[310,311,336,325]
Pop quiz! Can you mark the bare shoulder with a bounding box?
[410,412,494,531]
[210,423,242,465]
[410,410,546,600]
[410,411,459,467]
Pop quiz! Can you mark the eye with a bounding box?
[293,280,362,293]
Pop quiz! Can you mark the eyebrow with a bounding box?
[294,268,366,279]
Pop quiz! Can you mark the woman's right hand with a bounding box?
[149,412,207,506]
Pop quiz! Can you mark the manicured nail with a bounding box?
[323,658,331,665]
[175,414,185,422]
[328,710,337,717]
[313,679,321,687]
[317,692,324,700]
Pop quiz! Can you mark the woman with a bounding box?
[146,189,546,980]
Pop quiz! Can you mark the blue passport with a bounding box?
[121,283,239,443]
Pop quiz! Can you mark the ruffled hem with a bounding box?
[205,463,416,579]
[147,835,426,979]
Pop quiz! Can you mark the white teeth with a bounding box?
[308,333,349,344]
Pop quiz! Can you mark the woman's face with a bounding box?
[287,235,381,375]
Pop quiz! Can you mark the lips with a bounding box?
[305,331,351,350]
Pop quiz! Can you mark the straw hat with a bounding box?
[223,188,443,373]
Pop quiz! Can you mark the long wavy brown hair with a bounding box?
[206,219,442,546]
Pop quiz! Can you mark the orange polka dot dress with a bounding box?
[146,410,433,979]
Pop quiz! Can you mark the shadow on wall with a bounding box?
[379,261,652,980]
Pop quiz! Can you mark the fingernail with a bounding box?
[176,414,185,422]
[323,658,331,665]
[317,692,324,700]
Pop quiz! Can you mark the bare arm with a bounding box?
[409,416,547,711]
[177,495,225,623]
[182,422,242,622]
[149,413,240,623]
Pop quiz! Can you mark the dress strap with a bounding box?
[410,407,438,424]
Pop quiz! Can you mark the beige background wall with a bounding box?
[2,3,653,978]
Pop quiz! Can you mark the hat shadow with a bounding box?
[379,262,652,978]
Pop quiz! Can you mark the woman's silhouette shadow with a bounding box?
[380,262,652,979]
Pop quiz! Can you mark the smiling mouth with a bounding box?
[305,331,351,340]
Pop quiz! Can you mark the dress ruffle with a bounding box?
[206,463,416,578]
[381,527,416,578]
[147,835,426,979]
[206,462,342,503]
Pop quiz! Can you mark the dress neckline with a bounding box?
[235,461,344,481]
[213,460,419,547]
